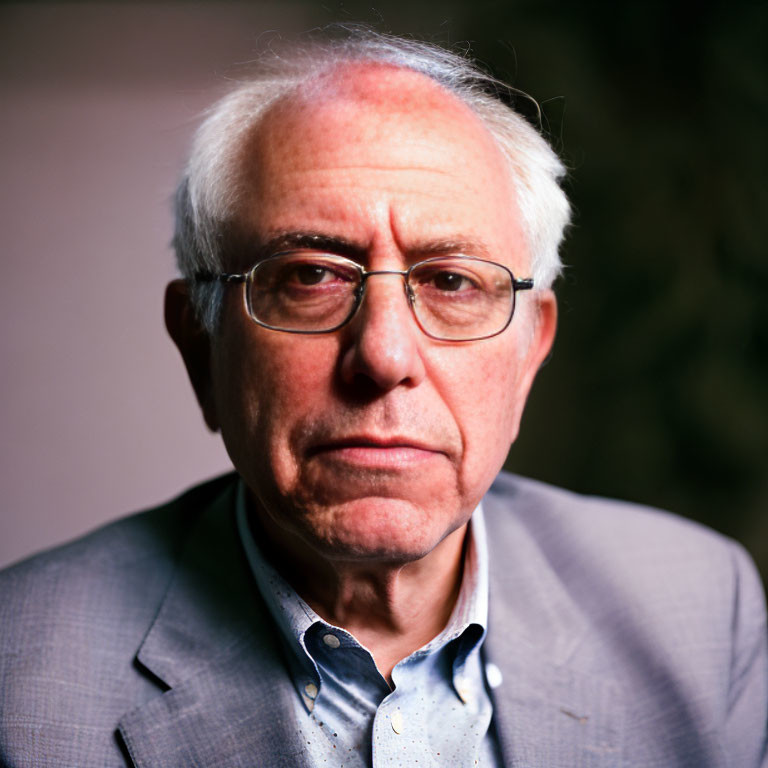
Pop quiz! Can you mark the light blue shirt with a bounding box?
[236,482,502,767]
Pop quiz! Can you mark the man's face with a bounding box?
[203,66,555,564]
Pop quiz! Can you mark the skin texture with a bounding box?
[167,64,556,677]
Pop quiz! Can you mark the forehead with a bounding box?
[233,64,524,263]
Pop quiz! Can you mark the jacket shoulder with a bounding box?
[484,472,767,765]
[484,471,764,616]
[0,473,235,606]
[0,474,237,765]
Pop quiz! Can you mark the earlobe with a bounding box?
[164,280,220,432]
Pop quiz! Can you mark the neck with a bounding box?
[250,505,469,682]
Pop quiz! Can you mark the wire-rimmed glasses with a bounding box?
[195,251,534,342]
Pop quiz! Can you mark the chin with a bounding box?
[297,496,465,564]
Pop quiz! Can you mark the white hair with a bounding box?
[173,27,571,332]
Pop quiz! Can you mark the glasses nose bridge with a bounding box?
[360,267,408,281]
[353,266,416,323]
[358,267,414,300]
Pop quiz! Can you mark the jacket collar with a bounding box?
[117,477,310,768]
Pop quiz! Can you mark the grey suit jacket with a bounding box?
[1,472,766,767]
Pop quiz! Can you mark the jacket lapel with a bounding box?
[117,480,310,768]
[483,487,626,767]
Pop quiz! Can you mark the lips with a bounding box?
[306,435,445,470]
[308,434,440,453]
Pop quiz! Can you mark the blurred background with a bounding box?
[1,1,765,583]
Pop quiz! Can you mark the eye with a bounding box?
[265,255,359,290]
[413,264,480,294]
[292,263,336,286]
[430,270,474,292]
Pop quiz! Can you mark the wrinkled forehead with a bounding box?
[222,62,524,270]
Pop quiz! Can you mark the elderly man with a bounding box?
[1,30,766,767]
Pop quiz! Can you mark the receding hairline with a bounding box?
[285,58,477,111]
[234,59,519,210]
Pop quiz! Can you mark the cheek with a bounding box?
[439,342,526,496]
[214,329,339,481]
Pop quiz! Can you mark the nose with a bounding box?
[339,273,426,391]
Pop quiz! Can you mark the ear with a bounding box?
[524,289,558,381]
[507,290,558,441]
[164,280,220,432]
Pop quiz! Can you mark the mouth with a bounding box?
[306,435,445,470]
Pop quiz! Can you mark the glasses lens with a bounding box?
[408,257,514,340]
[248,253,360,332]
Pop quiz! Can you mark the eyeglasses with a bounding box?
[195,252,534,342]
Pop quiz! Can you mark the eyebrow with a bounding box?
[255,231,493,263]
[257,232,365,260]
[408,238,493,260]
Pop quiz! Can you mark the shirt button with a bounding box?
[390,710,404,734]
[322,633,341,648]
